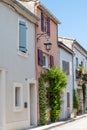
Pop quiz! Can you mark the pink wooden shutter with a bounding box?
[47,17,50,36]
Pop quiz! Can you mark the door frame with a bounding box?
[27,79,37,127]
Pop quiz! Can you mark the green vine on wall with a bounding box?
[39,76,47,125]
[73,89,79,110]
[82,84,86,103]
[39,67,67,123]
[82,84,86,112]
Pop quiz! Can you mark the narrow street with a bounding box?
[49,116,87,130]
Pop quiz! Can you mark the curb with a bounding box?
[29,114,87,130]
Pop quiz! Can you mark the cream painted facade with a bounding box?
[0,1,38,130]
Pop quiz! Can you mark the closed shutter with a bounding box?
[47,17,50,36]
[41,12,44,32]
[62,60,69,75]
[50,55,54,67]
[38,49,43,66]
[19,21,27,53]
[67,62,69,75]
[67,92,70,107]
[62,60,66,72]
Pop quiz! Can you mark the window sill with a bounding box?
[17,50,29,58]
[13,107,23,112]
[43,66,50,70]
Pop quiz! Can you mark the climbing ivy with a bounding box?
[82,84,86,112]
[82,84,86,103]
[40,67,67,122]
[73,89,79,110]
[39,76,47,125]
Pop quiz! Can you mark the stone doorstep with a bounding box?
[29,114,87,130]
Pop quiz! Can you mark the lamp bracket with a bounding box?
[37,32,47,41]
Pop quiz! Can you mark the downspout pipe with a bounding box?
[72,40,75,109]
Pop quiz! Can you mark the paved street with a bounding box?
[49,116,87,130]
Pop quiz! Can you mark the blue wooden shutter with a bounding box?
[19,21,27,53]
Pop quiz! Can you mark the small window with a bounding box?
[81,61,83,67]
[15,87,21,107]
[43,54,48,68]
[19,21,27,53]
[13,83,23,111]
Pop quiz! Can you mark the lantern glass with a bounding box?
[44,40,52,51]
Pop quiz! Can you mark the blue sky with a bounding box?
[40,0,87,49]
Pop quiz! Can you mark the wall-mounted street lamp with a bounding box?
[37,33,52,51]
[44,39,52,51]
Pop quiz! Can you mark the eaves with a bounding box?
[1,0,39,24]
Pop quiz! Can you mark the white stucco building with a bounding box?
[0,0,38,130]
[59,36,87,115]
[72,40,87,113]
[58,37,73,119]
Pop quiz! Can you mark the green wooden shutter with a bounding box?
[19,21,27,53]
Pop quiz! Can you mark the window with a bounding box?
[19,21,27,53]
[13,83,23,111]
[62,60,69,75]
[41,12,50,36]
[15,87,21,107]
[81,61,83,67]
[43,54,48,68]
[38,49,54,69]
[67,92,70,107]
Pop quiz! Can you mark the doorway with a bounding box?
[29,82,37,126]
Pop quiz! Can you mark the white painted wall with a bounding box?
[73,46,87,113]
[73,47,87,89]
[0,2,37,130]
[59,47,73,119]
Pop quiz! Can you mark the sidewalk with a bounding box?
[29,114,87,130]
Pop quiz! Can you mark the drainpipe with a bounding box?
[72,40,75,110]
